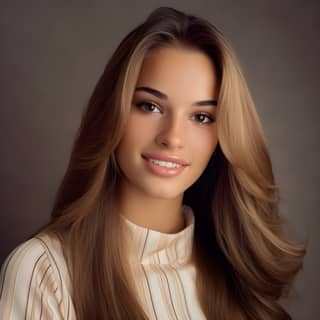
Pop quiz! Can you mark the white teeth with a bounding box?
[148,158,181,168]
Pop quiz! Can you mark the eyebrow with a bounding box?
[135,86,218,107]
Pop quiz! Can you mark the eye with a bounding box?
[135,101,161,113]
[192,113,215,124]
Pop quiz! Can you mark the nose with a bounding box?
[155,113,185,150]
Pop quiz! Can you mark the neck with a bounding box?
[117,181,185,234]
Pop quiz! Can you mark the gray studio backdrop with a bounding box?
[0,1,319,319]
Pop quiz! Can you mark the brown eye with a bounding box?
[192,113,215,124]
[135,101,161,113]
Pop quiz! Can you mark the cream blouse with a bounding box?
[0,205,206,319]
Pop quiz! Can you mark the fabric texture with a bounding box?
[0,205,205,319]
[0,233,75,319]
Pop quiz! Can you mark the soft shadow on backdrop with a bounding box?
[0,1,319,319]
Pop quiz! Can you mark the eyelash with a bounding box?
[134,101,215,124]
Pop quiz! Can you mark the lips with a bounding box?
[141,153,190,166]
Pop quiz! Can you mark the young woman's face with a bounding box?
[115,46,219,200]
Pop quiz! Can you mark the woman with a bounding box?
[0,6,306,320]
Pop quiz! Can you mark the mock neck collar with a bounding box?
[120,204,195,266]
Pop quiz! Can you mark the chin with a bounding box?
[141,184,184,200]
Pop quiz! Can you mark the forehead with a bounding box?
[135,46,218,100]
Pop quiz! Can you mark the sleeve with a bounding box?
[0,238,64,320]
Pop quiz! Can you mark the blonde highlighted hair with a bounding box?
[38,7,306,319]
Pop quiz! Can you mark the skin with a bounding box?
[115,46,219,233]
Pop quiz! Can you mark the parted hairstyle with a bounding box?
[38,6,306,320]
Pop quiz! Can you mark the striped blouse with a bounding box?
[0,205,206,319]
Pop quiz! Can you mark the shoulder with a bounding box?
[0,233,70,294]
[0,233,73,319]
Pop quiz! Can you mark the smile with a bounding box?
[148,158,182,168]
[142,154,189,177]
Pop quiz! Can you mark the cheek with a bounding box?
[116,115,156,158]
[119,116,142,144]
[125,113,157,142]
[189,131,218,166]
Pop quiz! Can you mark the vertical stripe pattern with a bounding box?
[0,205,205,319]
[0,234,76,319]
[121,204,206,320]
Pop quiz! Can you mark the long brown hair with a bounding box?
[38,7,306,319]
